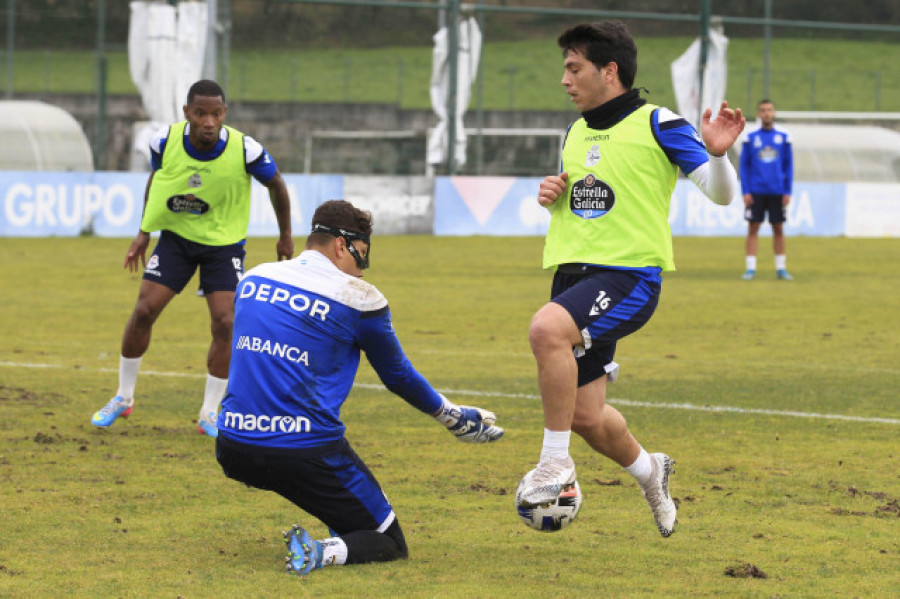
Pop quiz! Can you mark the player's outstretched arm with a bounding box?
[433,395,504,443]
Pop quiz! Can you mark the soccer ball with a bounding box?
[516,481,582,532]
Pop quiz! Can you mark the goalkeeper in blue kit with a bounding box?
[215,200,503,576]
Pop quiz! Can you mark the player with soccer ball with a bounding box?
[516,22,745,537]
[215,200,503,576]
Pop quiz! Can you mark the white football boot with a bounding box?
[641,453,677,537]
[516,455,576,507]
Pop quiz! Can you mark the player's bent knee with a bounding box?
[529,312,571,352]
[343,520,408,564]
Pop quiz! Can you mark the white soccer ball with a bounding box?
[516,481,582,532]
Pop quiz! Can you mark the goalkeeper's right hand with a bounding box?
[433,397,504,443]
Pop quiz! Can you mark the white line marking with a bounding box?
[3,360,899,426]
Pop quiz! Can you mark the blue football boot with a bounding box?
[91,396,133,427]
[283,525,323,576]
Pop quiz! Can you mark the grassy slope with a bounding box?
[7,37,900,111]
[0,236,898,597]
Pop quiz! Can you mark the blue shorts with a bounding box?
[215,436,395,535]
[551,266,660,387]
[745,194,786,224]
[143,230,245,294]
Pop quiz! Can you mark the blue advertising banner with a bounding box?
[434,176,849,237]
[668,179,846,237]
[0,171,343,238]
[0,172,863,238]
[435,176,549,236]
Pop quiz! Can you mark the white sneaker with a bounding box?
[641,453,676,537]
[516,455,576,507]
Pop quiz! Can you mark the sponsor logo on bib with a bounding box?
[570,174,615,219]
[166,194,210,215]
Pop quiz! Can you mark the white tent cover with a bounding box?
[0,100,94,171]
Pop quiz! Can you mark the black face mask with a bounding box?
[312,223,371,270]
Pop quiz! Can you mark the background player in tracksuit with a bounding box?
[740,99,794,280]
[516,21,745,538]
[91,80,293,437]
[215,200,504,576]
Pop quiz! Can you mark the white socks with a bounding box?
[625,448,653,486]
[747,256,788,270]
[116,359,228,418]
[201,374,229,416]
[320,537,348,566]
[539,428,571,462]
[116,356,142,403]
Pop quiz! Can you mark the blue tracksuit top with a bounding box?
[740,125,793,196]
[217,250,443,449]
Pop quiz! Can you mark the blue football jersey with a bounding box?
[217,250,443,449]
[740,126,793,195]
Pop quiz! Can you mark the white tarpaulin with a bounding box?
[128,1,208,169]
[670,29,728,127]
[427,17,481,166]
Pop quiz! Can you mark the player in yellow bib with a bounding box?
[91,80,294,437]
[515,22,746,537]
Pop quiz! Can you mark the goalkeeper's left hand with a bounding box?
[433,396,504,443]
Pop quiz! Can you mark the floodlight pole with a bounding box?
[698,0,711,129]
[763,0,772,99]
[446,0,460,175]
[5,0,14,99]
[204,0,218,80]
[95,0,107,170]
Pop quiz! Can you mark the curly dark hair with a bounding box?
[557,21,638,89]
[308,200,373,246]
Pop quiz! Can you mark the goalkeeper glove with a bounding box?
[433,396,504,443]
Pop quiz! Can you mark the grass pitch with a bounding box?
[0,235,898,597]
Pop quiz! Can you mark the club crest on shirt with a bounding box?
[188,173,202,188]
[570,174,615,219]
[584,144,601,167]
[758,146,778,163]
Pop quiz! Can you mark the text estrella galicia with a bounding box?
[570,175,615,219]
[166,194,210,215]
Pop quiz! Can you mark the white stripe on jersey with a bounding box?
[656,106,686,124]
[244,135,265,163]
[245,250,387,314]
[150,125,269,167]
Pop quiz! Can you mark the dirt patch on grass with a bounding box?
[0,385,63,403]
[830,483,899,518]
[0,564,23,576]
[724,561,767,579]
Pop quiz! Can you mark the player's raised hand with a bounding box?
[701,101,746,157]
[124,231,151,272]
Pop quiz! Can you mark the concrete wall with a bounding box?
[18,93,576,174]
